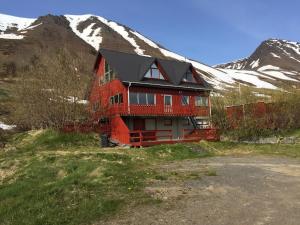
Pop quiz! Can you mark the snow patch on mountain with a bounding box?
[65,14,149,55]
[0,33,24,39]
[258,65,299,82]
[250,59,260,68]
[0,121,16,130]
[219,69,277,89]
[270,52,280,58]
[0,13,36,31]
[65,15,102,50]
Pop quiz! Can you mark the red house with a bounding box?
[89,49,219,146]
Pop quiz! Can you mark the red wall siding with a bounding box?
[89,57,127,120]
[110,115,130,144]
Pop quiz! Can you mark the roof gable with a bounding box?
[158,59,191,85]
[95,49,212,90]
[98,49,155,82]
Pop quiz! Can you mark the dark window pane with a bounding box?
[119,94,123,103]
[139,93,147,105]
[147,93,155,105]
[183,70,196,83]
[182,96,189,105]
[114,95,119,104]
[130,93,138,104]
[110,96,114,105]
[164,95,172,105]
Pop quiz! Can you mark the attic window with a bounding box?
[144,63,165,80]
[182,69,197,83]
[104,61,115,83]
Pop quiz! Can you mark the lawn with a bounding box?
[0,130,299,225]
[0,130,211,225]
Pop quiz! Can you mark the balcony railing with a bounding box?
[107,103,209,117]
[127,128,219,147]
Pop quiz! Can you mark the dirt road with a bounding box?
[100,156,300,225]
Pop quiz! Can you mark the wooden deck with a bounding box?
[129,128,219,147]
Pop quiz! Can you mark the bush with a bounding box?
[211,85,300,141]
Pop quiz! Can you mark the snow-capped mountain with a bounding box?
[216,39,300,88]
[0,13,299,91]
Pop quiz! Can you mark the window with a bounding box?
[144,63,165,80]
[110,93,123,105]
[182,70,196,83]
[164,119,172,126]
[129,93,138,104]
[164,95,172,106]
[103,61,115,83]
[139,93,147,105]
[195,96,209,107]
[119,94,123,103]
[181,96,189,105]
[129,92,156,105]
[147,93,155,105]
[110,96,114,105]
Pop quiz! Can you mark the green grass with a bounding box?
[1,130,300,225]
[0,130,208,225]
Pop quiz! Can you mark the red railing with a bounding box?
[129,130,172,146]
[108,104,209,116]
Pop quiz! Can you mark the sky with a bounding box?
[1,0,300,65]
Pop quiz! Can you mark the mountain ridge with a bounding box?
[0,13,300,91]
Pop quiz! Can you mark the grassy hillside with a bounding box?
[0,130,299,225]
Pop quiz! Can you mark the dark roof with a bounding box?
[95,49,212,91]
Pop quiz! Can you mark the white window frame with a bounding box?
[195,96,209,107]
[144,63,165,80]
[164,95,172,106]
[181,96,189,105]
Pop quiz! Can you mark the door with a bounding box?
[133,118,145,130]
[133,118,146,143]
[164,95,173,113]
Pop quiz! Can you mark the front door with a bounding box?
[133,118,145,131]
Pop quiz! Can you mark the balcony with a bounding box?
[107,103,210,117]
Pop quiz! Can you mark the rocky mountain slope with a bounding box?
[1,13,300,91]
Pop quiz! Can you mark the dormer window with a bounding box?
[182,69,197,83]
[144,63,165,80]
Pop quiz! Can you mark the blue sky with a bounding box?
[1,0,299,65]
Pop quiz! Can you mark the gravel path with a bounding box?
[100,156,300,225]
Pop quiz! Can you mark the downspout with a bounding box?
[127,82,131,114]
[209,94,212,128]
